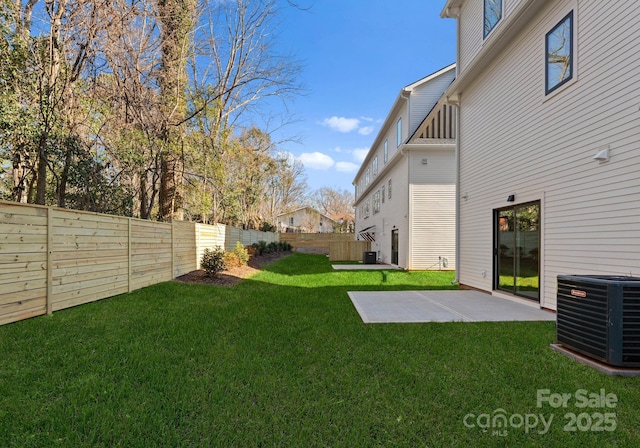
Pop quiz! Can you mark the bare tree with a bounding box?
[311,187,355,232]
[260,151,307,227]
[189,0,303,147]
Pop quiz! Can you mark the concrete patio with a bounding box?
[348,289,556,323]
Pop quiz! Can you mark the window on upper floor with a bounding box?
[484,0,502,39]
[372,156,378,177]
[365,168,370,186]
[289,217,294,226]
[396,118,402,147]
[388,179,392,200]
[545,11,573,95]
[381,185,385,204]
[364,200,370,219]
[383,140,388,164]
[373,190,380,214]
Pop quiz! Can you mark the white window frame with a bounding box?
[372,156,378,177]
[384,140,388,164]
[373,190,380,214]
[396,118,402,147]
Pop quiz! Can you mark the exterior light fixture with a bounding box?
[507,194,515,202]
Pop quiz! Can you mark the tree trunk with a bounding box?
[35,134,48,205]
[157,0,195,221]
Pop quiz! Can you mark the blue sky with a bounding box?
[270,0,457,193]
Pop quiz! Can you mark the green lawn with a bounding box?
[1,254,639,447]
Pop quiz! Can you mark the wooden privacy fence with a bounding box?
[328,240,371,262]
[0,201,278,326]
[279,233,369,261]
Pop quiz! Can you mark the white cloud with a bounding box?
[352,148,370,163]
[299,152,335,170]
[358,126,374,136]
[321,116,380,135]
[322,116,361,133]
[336,161,360,173]
[274,150,298,163]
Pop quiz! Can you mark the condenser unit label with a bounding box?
[570,289,587,298]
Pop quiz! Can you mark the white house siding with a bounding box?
[355,121,402,202]
[458,0,483,71]
[408,149,456,270]
[354,65,457,269]
[362,157,410,267]
[504,0,526,17]
[458,0,530,72]
[408,71,456,135]
[455,0,640,310]
[278,208,335,233]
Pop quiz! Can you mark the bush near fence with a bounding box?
[0,201,278,326]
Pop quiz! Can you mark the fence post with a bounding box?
[128,218,132,293]
[46,206,53,315]
[171,221,175,279]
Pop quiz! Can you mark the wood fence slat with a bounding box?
[0,269,47,284]
[52,285,129,312]
[0,222,48,235]
[53,273,128,295]
[1,279,49,296]
[52,255,128,269]
[0,261,47,274]
[0,288,47,306]
[0,298,46,326]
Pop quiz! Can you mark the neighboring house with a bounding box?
[329,213,355,233]
[353,64,457,270]
[277,207,337,233]
[441,0,640,310]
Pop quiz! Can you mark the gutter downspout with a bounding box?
[399,90,411,270]
[449,7,461,285]
[451,102,460,285]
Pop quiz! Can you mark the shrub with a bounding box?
[257,240,268,255]
[201,247,226,277]
[249,240,290,256]
[224,241,249,267]
[233,241,250,265]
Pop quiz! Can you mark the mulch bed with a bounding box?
[174,251,292,286]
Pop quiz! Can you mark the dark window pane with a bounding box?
[484,0,502,38]
[546,12,573,94]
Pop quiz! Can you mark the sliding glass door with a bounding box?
[495,202,540,301]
